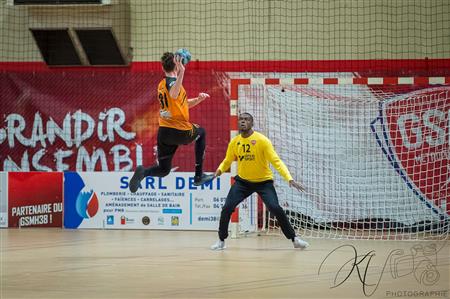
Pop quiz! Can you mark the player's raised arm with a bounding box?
[168,55,185,99]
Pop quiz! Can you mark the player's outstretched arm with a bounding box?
[214,139,237,178]
[265,138,306,192]
[188,92,210,108]
[265,139,294,182]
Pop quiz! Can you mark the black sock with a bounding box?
[195,163,202,178]
[194,127,206,177]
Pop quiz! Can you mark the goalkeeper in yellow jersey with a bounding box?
[211,112,309,250]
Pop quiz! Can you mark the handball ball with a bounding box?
[175,48,191,65]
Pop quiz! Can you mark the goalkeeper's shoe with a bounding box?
[293,236,309,249]
[210,240,226,251]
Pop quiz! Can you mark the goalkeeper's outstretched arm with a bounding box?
[214,138,236,177]
[265,138,306,192]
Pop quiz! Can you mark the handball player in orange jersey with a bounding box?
[129,51,214,193]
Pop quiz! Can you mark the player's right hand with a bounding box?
[174,55,185,73]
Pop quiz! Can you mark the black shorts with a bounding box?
[157,126,199,160]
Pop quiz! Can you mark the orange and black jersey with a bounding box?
[157,77,192,131]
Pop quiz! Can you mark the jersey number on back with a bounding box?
[159,92,169,109]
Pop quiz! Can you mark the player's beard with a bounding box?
[239,126,248,134]
[239,126,251,134]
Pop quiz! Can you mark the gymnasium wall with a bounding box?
[0,0,449,63]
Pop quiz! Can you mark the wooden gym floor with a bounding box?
[1,229,449,299]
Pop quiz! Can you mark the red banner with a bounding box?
[8,172,63,227]
[0,71,229,171]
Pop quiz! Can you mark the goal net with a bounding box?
[235,76,449,240]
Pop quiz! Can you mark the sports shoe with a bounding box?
[210,240,226,251]
[129,165,145,193]
[293,236,309,249]
[193,173,215,186]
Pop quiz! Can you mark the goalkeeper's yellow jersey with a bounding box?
[217,131,293,183]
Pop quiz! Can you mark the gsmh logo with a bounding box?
[371,87,450,218]
[75,189,99,219]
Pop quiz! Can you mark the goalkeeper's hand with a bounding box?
[289,180,305,192]
[214,169,222,178]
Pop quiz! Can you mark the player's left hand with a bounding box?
[289,180,305,192]
[198,92,210,102]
